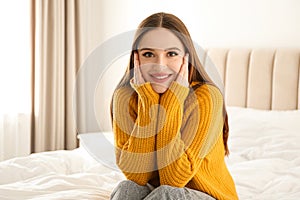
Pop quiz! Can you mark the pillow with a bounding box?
[77,132,117,170]
[227,106,300,134]
[226,106,300,160]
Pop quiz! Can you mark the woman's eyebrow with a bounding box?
[165,47,182,52]
[139,47,182,51]
[139,47,155,51]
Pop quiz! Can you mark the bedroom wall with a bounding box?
[83,0,300,52]
[77,0,300,132]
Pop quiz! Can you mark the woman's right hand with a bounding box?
[175,53,189,88]
[133,52,145,85]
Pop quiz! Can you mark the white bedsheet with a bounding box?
[0,107,299,199]
[0,148,125,200]
[226,107,300,199]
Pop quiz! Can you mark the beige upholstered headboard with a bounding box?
[205,49,300,110]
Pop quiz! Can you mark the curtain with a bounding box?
[0,114,31,161]
[32,0,82,152]
[1,0,98,161]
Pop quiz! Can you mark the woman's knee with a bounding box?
[110,180,151,200]
[155,185,180,193]
[117,180,136,188]
[143,185,185,200]
[110,180,134,199]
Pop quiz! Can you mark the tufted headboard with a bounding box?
[205,49,300,110]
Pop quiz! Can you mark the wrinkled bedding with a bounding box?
[0,107,299,200]
[226,107,300,199]
[0,149,125,200]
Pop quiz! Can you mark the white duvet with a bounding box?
[0,148,125,200]
[0,106,299,200]
[226,107,300,199]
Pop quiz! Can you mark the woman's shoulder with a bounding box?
[115,85,134,92]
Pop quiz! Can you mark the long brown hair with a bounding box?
[111,12,230,155]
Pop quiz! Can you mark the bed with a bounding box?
[0,48,299,199]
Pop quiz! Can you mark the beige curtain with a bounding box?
[32,0,83,152]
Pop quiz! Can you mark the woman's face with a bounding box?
[137,28,186,93]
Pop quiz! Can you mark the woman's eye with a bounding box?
[142,52,154,57]
[168,51,178,57]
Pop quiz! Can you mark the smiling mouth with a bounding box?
[150,73,172,83]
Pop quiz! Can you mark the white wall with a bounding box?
[85,0,300,51]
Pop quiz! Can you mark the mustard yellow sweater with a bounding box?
[112,81,238,200]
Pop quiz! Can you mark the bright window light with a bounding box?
[0,0,31,114]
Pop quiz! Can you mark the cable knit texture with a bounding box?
[112,81,238,200]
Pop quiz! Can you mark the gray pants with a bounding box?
[110,180,215,200]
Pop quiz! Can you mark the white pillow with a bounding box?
[227,106,300,134]
[78,132,118,170]
[226,106,300,161]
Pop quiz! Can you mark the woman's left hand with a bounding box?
[175,53,189,87]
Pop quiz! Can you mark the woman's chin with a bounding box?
[151,84,168,94]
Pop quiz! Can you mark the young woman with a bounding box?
[110,12,238,200]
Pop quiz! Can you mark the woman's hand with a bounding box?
[133,52,145,85]
[175,53,189,87]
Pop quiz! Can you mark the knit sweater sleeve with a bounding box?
[156,82,224,187]
[112,82,159,185]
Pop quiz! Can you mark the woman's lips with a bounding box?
[150,73,172,83]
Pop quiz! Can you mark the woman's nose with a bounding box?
[151,55,167,71]
[155,54,166,66]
